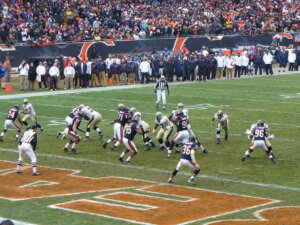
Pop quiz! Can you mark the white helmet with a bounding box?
[118,103,124,110]
[23,99,29,104]
[217,109,223,115]
[133,112,141,117]
[156,112,162,119]
[130,107,137,114]
[79,104,85,110]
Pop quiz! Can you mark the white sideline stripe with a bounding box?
[0,147,299,192]
[0,217,36,225]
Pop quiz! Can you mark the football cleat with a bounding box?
[271,158,276,163]
[118,157,123,163]
[41,127,44,132]
[98,132,104,139]
[111,145,117,151]
[159,146,165,150]
[62,147,68,152]
[145,144,151,151]
[15,136,19,142]
[167,178,173,184]
[102,142,108,148]
[16,170,21,174]
[125,160,131,165]
[56,132,61,139]
[84,137,90,141]
[187,178,196,185]
[175,149,180,154]
[150,141,155,148]
[32,172,42,176]
[217,138,220,144]
[0,136,3,142]
[241,156,246,161]
[225,135,228,140]
[165,153,171,158]
[202,149,208,154]
[70,148,78,154]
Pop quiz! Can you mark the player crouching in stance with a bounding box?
[153,112,173,150]
[118,119,142,164]
[63,111,84,154]
[103,104,128,151]
[0,104,23,142]
[168,136,201,185]
[211,110,228,144]
[242,120,275,163]
[16,125,41,176]
[80,104,103,140]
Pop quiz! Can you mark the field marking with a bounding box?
[0,218,36,225]
[0,147,299,192]
[203,206,300,225]
[280,93,300,99]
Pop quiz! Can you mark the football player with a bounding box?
[57,105,80,139]
[62,111,84,154]
[166,113,190,158]
[0,104,23,142]
[80,105,103,140]
[21,99,44,132]
[242,120,275,163]
[132,111,155,151]
[16,125,41,176]
[167,136,201,185]
[118,119,142,164]
[103,104,128,151]
[211,110,228,144]
[153,112,173,150]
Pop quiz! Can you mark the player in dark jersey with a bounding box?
[62,111,84,154]
[57,106,80,139]
[0,104,23,142]
[118,119,142,164]
[166,114,190,157]
[242,120,275,163]
[103,104,129,151]
[167,136,201,185]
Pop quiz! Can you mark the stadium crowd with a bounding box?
[0,0,300,45]
[1,46,299,91]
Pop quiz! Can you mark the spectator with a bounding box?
[0,61,6,89]
[28,62,37,90]
[3,57,12,82]
[263,50,274,75]
[18,60,29,91]
[36,61,47,90]
[49,62,60,91]
[288,50,297,71]
[139,58,151,84]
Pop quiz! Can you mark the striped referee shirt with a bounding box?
[155,80,169,92]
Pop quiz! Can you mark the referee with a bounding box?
[154,76,169,111]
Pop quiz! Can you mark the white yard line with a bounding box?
[0,147,299,192]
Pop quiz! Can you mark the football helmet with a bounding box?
[257,120,264,127]
[156,112,162,120]
[118,104,124,111]
[13,104,19,110]
[189,136,196,143]
[178,103,184,112]
[23,99,29,104]
[78,104,85,110]
[77,111,84,118]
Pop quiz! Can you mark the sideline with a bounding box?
[0,147,299,192]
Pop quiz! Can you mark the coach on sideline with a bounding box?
[155,75,170,111]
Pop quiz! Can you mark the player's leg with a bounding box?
[12,121,21,141]
[25,146,40,175]
[261,141,275,162]
[119,138,130,162]
[85,117,95,140]
[32,116,44,132]
[22,115,31,129]
[242,142,256,161]
[168,160,183,183]
[124,140,138,164]
[186,160,201,185]
[216,123,221,144]
[224,126,229,140]
[16,145,26,173]
[164,127,173,149]
[103,123,118,148]
[157,128,165,150]
[0,120,9,141]
[70,136,80,154]
[142,122,154,150]
[92,113,103,138]
[156,90,160,109]
[112,124,123,151]
[162,90,166,111]
[167,132,182,157]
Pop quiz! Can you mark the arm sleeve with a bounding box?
[31,133,38,151]
[191,149,196,163]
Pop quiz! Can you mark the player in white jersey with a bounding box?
[211,110,228,144]
[133,111,155,150]
[80,105,103,140]
[153,112,173,150]
[21,99,44,132]
[16,125,41,175]
[57,106,80,139]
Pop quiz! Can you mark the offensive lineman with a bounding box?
[154,75,170,111]
[242,120,275,163]
[103,104,129,151]
[21,99,44,132]
[80,104,103,140]
[211,110,228,144]
[16,125,41,176]
[153,112,173,150]
[167,136,201,185]
[0,104,23,142]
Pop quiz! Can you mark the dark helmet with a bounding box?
[13,104,19,110]
[77,111,84,118]
[31,125,38,130]
[189,136,196,143]
[257,120,264,126]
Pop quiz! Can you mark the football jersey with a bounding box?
[23,103,36,117]
[124,122,138,141]
[81,107,94,120]
[68,116,81,131]
[213,113,228,123]
[69,106,80,118]
[250,123,269,130]
[176,115,189,132]
[155,115,173,129]
[181,142,197,160]
[116,110,129,126]
[251,126,268,140]
[6,108,19,121]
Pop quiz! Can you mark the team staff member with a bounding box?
[154,75,169,111]
[16,125,41,176]
[49,62,60,91]
[64,62,75,89]
[21,99,44,132]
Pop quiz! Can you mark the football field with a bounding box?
[0,74,299,225]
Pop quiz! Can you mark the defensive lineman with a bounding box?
[211,110,228,144]
[242,120,275,163]
[21,99,44,132]
[0,104,23,142]
[154,75,169,111]
[167,136,201,185]
[16,125,41,175]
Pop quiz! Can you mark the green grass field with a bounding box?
[0,74,299,225]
